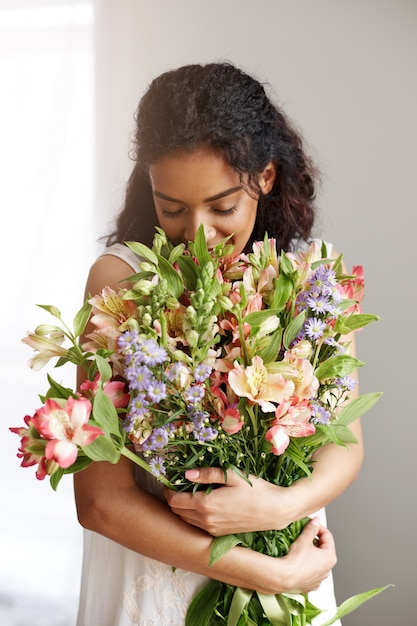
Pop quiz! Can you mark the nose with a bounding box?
[184,217,217,245]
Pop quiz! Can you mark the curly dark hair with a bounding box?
[105,62,319,252]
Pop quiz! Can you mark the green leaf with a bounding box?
[279,251,297,277]
[271,273,294,311]
[334,313,380,333]
[193,224,212,267]
[314,355,365,380]
[335,392,383,426]
[209,534,245,567]
[45,374,76,400]
[95,353,113,383]
[320,585,393,626]
[125,241,158,265]
[185,579,223,626]
[80,435,121,463]
[176,255,199,291]
[243,309,282,327]
[73,299,92,337]
[228,587,253,626]
[156,254,184,299]
[36,304,62,319]
[92,388,122,438]
[50,468,64,491]
[258,328,283,364]
[283,310,306,350]
[285,440,313,478]
[257,592,291,626]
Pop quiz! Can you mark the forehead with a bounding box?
[149,149,241,198]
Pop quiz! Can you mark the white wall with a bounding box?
[93,1,416,624]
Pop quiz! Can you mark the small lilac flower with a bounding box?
[309,265,337,291]
[335,375,357,391]
[311,402,331,425]
[149,455,167,478]
[192,411,211,430]
[140,339,168,366]
[142,427,169,452]
[145,380,167,402]
[127,393,150,418]
[125,364,152,391]
[193,425,218,443]
[306,294,332,314]
[165,362,184,382]
[324,337,346,353]
[184,384,205,405]
[193,363,213,383]
[118,329,140,351]
[304,317,327,340]
[296,292,309,311]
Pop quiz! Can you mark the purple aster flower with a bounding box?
[145,380,167,402]
[306,294,332,314]
[149,456,167,478]
[140,339,168,366]
[309,265,337,292]
[311,402,331,425]
[118,329,140,351]
[323,337,346,353]
[296,292,309,311]
[127,393,150,418]
[193,363,213,383]
[304,317,327,340]
[165,362,185,382]
[192,411,211,429]
[125,364,152,391]
[193,425,218,443]
[142,427,169,452]
[185,384,205,405]
[335,375,357,391]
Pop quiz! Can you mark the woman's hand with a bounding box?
[278,517,337,594]
[164,467,295,535]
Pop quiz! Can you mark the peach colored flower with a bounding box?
[228,355,295,413]
[283,351,319,401]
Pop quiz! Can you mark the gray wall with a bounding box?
[94,1,417,623]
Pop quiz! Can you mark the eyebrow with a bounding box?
[152,186,242,204]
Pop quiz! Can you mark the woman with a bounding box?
[74,62,363,625]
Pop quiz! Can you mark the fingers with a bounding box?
[184,467,237,485]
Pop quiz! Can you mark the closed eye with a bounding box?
[212,204,238,216]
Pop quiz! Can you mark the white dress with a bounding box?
[76,243,341,626]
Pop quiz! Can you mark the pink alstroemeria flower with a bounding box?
[10,416,60,480]
[338,265,365,314]
[266,398,316,455]
[32,397,103,468]
[80,375,130,408]
[221,405,244,435]
[228,355,295,413]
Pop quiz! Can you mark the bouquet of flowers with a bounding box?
[11,226,389,625]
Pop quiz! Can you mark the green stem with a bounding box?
[120,446,174,489]
[311,337,325,371]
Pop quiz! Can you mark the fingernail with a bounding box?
[310,516,320,526]
[185,469,200,480]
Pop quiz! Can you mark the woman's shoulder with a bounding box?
[98,242,141,272]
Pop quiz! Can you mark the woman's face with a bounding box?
[149,149,275,256]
